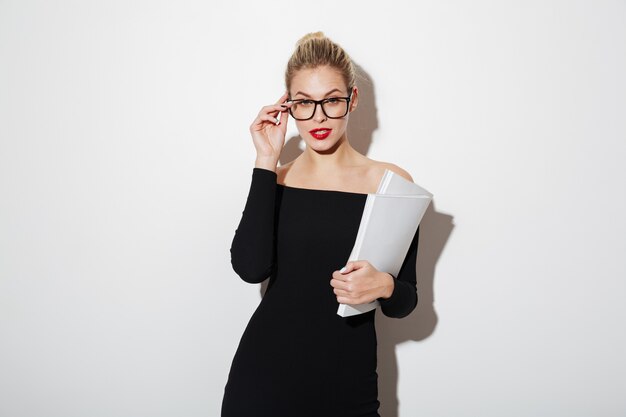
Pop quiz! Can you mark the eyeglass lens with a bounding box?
[290,98,349,120]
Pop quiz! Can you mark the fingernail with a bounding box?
[340,266,346,273]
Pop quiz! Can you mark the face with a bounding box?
[288,65,358,152]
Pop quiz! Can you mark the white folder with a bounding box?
[337,169,433,317]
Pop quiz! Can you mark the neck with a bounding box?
[300,134,362,171]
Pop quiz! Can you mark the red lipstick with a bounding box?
[309,128,332,140]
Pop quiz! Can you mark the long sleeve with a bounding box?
[377,225,420,318]
[229,167,278,284]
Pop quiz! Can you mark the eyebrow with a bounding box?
[293,88,345,98]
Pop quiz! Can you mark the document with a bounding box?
[337,169,433,317]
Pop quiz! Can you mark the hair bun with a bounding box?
[285,32,356,93]
[296,31,326,47]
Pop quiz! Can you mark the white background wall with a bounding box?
[1,1,625,416]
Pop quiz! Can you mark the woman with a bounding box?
[221,32,420,417]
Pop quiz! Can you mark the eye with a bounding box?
[300,100,315,105]
[325,98,340,103]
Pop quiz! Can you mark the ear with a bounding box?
[349,86,358,112]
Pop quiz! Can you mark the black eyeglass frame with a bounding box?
[285,89,354,121]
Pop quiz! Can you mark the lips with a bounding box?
[309,128,332,140]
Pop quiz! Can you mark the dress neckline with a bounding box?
[277,183,369,197]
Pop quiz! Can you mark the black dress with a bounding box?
[221,167,420,417]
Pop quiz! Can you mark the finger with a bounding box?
[278,107,289,126]
[330,277,350,290]
[338,292,368,304]
[259,108,280,120]
[332,270,351,281]
[337,296,355,305]
[347,260,370,270]
[276,91,289,104]
[259,114,280,125]
[339,263,357,274]
[333,288,350,297]
[252,114,281,129]
[260,109,289,126]
[261,103,292,115]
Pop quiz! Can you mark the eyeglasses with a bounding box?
[286,89,353,121]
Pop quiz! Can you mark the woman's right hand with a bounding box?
[250,92,292,168]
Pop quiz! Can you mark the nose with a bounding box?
[313,103,327,122]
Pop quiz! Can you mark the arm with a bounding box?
[377,225,420,318]
[229,167,278,284]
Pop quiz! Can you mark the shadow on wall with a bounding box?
[259,62,454,417]
[375,201,452,417]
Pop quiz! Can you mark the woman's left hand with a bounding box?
[330,261,395,305]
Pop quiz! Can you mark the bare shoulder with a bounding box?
[276,160,295,185]
[375,161,414,183]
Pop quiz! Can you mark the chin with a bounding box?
[306,137,341,153]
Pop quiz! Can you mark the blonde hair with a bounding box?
[285,31,356,94]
